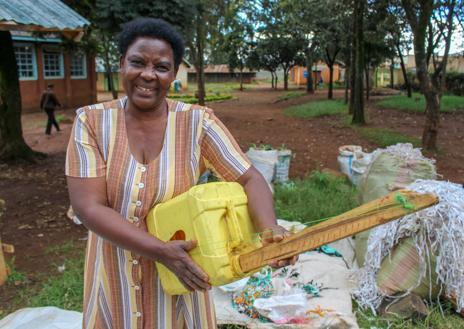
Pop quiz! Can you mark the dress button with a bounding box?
[134,285,140,290]
[135,201,142,207]
[140,166,146,173]
[135,311,142,317]
[132,259,138,265]
[133,217,139,223]
[138,182,145,189]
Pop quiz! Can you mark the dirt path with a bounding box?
[1,85,463,313]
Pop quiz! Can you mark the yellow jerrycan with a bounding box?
[146,182,262,295]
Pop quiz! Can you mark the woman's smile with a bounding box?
[135,84,157,96]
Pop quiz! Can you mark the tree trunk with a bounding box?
[352,0,365,125]
[349,11,356,114]
[345,66,350,104]
[305,48,314,94]
[325,46,339,100]
[422,91,440,149]
[239,67,243,91]
[283,69,289,91]
[103,44,118,100]
[275,73,278,90]
[270,71,275,89]
[0,31,40,161]
[365,66,370,100]
[328,64,334,99]
[396,43,412,97]
[390,56,394,89]
[401,0,450,150]
[195,7,206,105]
[105,65,118,100]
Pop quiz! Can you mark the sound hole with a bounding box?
[170,230,186,241]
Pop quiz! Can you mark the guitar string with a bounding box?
[161,199,416,256]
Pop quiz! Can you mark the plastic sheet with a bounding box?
[0,307,82,329]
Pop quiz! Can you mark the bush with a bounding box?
[399,71,464,96]
[445,72,464,96]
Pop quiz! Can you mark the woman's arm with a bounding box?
[237,167,297,267]
[67,176,210,291]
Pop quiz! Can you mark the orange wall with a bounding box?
[19,44,96,113]
[291,63,341,85]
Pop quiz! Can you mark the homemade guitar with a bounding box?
[146,182,438,295]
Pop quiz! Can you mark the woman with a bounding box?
[66,18,294,329]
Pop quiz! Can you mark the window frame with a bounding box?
[14,42,38,81]
[42,47,64,79]
[70,52,88,79]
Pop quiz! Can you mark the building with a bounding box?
[376,53,464,88]
[188,64,257,84]
[0,0,94,112]
[290,61,345,86]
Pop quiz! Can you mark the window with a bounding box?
[70,52,87,79]
[14,43,37,80]
[43,48,64,79]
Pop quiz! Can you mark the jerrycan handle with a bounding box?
[225,200,243,249]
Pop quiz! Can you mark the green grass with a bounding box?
[26,256,84,311]
[168,94,233,104]
[355,301,464,329]
[1,242,85,318]
[5,257,28,285]
[377,93,464,113]
[285,100,347,118]
[274,171,359,225]
[358,127,421,148]
[205,82,250,94]
[277,91,305,101]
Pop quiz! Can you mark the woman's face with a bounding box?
[120,37,177,112]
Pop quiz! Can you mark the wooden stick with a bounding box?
[238,190,438,273]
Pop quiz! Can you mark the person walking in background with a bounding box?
[40,84,61,135]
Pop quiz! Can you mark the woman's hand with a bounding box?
[158,240,211,292]
[261,225,298,268]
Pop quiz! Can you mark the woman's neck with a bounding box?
[125,98,168,122]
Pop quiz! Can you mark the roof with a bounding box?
[0,0,89,34]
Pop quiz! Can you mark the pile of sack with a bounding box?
[246,146,292,190]
[337,143,464,315]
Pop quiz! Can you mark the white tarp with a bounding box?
[0,307,82,329]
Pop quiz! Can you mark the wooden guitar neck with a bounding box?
[238,190,438,273]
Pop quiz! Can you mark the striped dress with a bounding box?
[65,97,251,329]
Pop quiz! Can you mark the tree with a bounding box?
[249,39,281,89]
[401,0,458,150]
[184,0,229,105]
[281,0,322,94]
[251,0,306,90]
[0,31,41,161]
[364,1,395,100]
[313,0,351,99]
[222,16,254,91]
[383,3,414,97]
[352,0,366,124]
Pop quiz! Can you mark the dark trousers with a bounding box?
[45,108,60,135]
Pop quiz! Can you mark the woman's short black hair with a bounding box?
[118,17,185,69]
